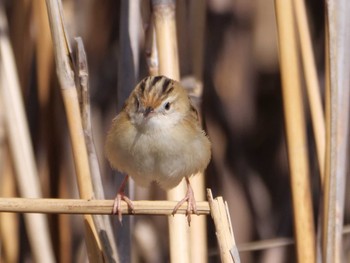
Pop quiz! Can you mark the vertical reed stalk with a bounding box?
[152,0,180,79]
[75,37,120,263]
[33,0,53,107]
[145,22,159,76]
[0,5,55,263]
[118,0,141,107]
[322,1,350,262]
[116,0,142,261]
[44,0,103,261]
[152,1,190,262]
[274,0,316,262]
[188,2,208,262]
[0,151,19,263]
[293,0,325,182]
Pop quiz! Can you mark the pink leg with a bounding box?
[112,175,135,223]
[172,177,199,225]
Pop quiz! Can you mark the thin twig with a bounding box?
[238,238,294,252]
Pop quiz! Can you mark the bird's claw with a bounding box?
[172,180,198,226]
[112,192,135,223]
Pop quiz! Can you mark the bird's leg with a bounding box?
[112,174,135,222]
[172,177,199,225]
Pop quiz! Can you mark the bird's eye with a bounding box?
[164,102,171,110]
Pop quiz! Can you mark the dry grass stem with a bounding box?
[274,0,316,262]
[116,1,143,261]
[0,5,55,263]
[45,0,103,261]
[238,238,294,252]
[75,37,120,263]
[152,0,180,79]
[45,0,94,200]
[0,151,19,263]
[145,22,159,76]
[0,198,210,215]
[33,0,53,106]
[118,0,141,105]
[322,1,350,262]
[187,2,208,262]
[293,0,325,182]
[190,173,208,263]
[151,1,191,262]
[207,189,240,263]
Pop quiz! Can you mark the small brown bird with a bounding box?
[105,75,211,224]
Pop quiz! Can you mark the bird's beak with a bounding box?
[143,106,154,117]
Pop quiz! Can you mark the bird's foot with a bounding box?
[112,192,135,223]
[172,179,198,226]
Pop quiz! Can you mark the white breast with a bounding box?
[106,114,211,190]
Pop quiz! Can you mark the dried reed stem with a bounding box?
[118,0,141,105]
[238,238,294,252]
[44,0,103,261]
[152,1,190,262]
[33,0,53,106]
[0,87,3,175]
[145,21,159,76]
[274,0,316,262]
[0,151,19,263]
[190,172,208,262]
[75,37,120,263]
[152,0,180,79]
[116,1,142,262]
[188,2,208,262]
[0,198,210,215]
[207,189,240,263]
[293,0,325,182]
[322,1,350,262]
[45,0,94,200]
[0,5,55,263]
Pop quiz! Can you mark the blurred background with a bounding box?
[1,0,344,262]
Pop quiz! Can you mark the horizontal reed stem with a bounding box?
[0,198,210,215]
